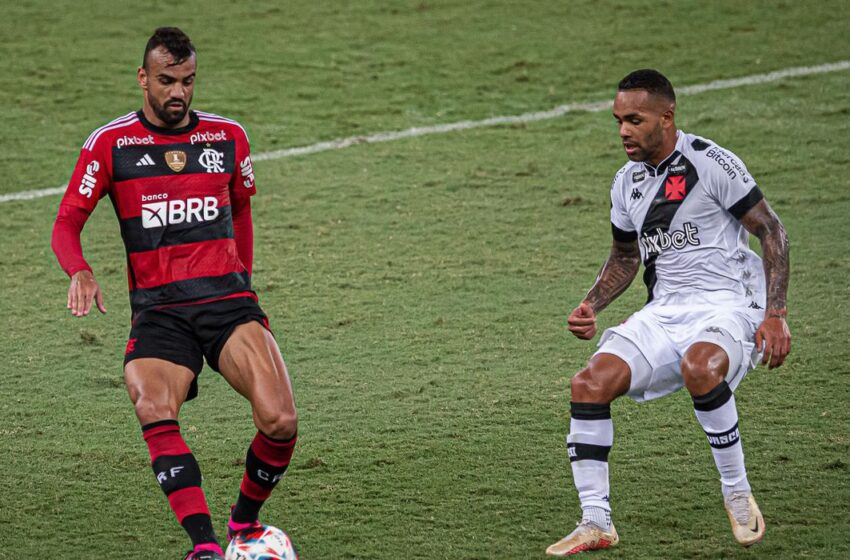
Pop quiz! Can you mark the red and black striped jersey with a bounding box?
[59,110,258,313]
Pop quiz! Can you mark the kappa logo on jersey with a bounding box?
[78,160,100,198]
[632,170,646,183]
[240,156,255,188]
[189,129,228,145]
[165,150,187,172]
[198,148,225,173]
[706,147,751,183]
[630,188,643,200]
[665,175,687,201]
[141,195,220,229]
[116,134,155,149]
[640,222,700,256]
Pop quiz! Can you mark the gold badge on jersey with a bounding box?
[165,150,187,172]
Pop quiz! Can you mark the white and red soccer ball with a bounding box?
[225,525,298,560]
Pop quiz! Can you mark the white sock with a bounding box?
[568,402,613,530]
[693,381,751,497]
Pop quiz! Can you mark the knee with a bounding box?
[132,394,178,425]
[571,367,612,403]
[255,409,298,440]
[681,343,728,394]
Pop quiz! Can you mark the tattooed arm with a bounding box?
[741,198,791,368]
[567,238,641,340]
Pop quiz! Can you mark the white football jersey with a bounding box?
[610,130,765,308]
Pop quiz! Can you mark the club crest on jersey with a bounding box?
[632,170,646,183]
[665,175,686,201]
[198,148,225,173]
[165,150,187,172]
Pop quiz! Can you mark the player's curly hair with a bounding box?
[142,27,195,69]
[618,69,676,103]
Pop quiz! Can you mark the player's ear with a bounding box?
[137,66,148,90]
[661,104,676,129]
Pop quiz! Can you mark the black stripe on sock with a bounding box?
[245,447,288,488]
[152,453,203,495]
[692,381,732,411]
[141,419,179,432]
[232,493,264,524]
[568,442,611,463]
[181,513,218,547]
[570,402,611,420]
[259,430,297,444]
[705,422,741,449]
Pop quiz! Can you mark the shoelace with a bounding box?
[726,492,751,524]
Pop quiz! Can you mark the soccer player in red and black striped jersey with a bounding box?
[52,28,296,560]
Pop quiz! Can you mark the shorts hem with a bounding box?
[206,316,269,372]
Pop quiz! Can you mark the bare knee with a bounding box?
[682,342,728,396]
[570,353,632,403]
[255,409,298,440]
[131,393,180,425]
[571,369,617,403]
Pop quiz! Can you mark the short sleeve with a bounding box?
[230,127,256,199]
[703,146,763,220]
[60,145,112,212]
[610,171,637,241]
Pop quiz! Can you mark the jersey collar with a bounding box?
[136,109,200,135]
[643,130,684,177]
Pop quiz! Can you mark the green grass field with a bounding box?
[1,1,849,558]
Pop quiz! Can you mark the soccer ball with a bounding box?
[225,525,298,560]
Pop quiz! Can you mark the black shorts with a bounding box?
[123,297,269,400]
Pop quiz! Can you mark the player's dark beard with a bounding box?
[638,126,665,164]
[151,97,189,126]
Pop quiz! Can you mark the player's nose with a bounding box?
[169,85,187,99]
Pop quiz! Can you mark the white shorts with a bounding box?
[594,296,763,402]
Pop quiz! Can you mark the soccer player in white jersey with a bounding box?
[546,69,791,556]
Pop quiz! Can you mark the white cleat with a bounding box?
[546,520,619,556]
[724,492,765,547]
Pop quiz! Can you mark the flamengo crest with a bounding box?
[198,148,225,173]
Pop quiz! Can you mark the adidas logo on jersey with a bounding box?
[136,154,155,167]
[640,222,700,256]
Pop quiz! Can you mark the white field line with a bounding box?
[3,60,849,204]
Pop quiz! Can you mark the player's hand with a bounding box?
[755,314,790,369]
[568,302,597,340]
[67,270,107,317]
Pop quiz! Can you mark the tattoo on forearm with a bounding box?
[584,240,641,313]
[759,222,789,312]
[743,201,790,312]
